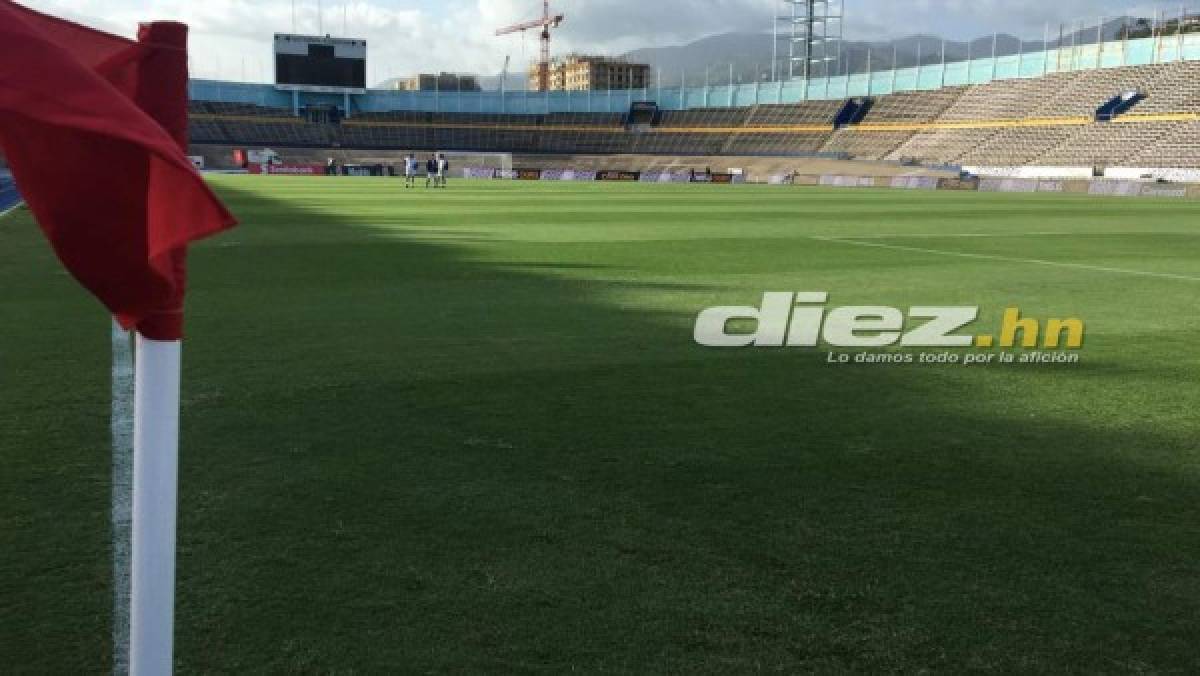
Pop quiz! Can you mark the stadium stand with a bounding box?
[719,101,840,155]
[819,129,914,160]
[657,107,750,128]
[628,132,718,155]
[957,124,1086,166]
[865,87,967,124]
[629,107,753,155]
[1029,65,1164,118]
[745,100,843,126]
[886,60,1200,166]
[721,130,833,155]
[1038,119,1188,167]
[947,74,1068,121]
[887,128,991,164]
[1124,60,1200,114]
[189,59,1200,172]
[1129,121,1200,167]
[817,89,966,158]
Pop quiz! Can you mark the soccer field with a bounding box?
[4,176,1200,672]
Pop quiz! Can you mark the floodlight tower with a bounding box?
[775,0,844,80]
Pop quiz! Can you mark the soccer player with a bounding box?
[436,153,449,188]
[425,155,437,188]
[403,154,416,188]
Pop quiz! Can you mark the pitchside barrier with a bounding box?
[640,171,692,184]
[689,173,742,184]
[596,170,641,182]
[978,177,1069,193]
[980,178,1042,193]
[1140,185,1192,198]
[248,163,390,176]
[241,163,1199,198]
[539,169,599,181]
[889,176,940,190]
[464,167,498,179]
[806,173,1197,198]
[820,175,876,188]
[963,166,1200,184]
[1088,180,1144,197]
[1089,180,1190,198]
[965,166,1096,180]
[462,167,743,184]
[937,177,979,191]
[1105,167,1200,183]
[247,163,324,175]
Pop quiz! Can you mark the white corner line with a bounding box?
[0,201,23,219]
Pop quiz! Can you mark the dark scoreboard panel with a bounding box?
[274,34,366,90]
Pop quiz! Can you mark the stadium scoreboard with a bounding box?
[274,34,366,92]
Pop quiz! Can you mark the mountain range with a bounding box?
[623,18,1159,86]
[404,17,1167,91]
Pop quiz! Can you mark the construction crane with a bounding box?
[495,1,565,91]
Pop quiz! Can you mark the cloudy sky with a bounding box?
[19,0,1191,83]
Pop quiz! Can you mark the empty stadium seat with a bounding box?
[188,59,1200,169]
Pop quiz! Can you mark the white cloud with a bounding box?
[16,0,1192,84]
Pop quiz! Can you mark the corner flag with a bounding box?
[0,0,235,339]
[0,2,236,674]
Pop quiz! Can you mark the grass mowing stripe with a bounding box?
[813,235,1200,283]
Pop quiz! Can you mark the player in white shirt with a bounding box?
[436,153,449,188]
[403,154,416,188]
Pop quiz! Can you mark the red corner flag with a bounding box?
[0,1,236,339]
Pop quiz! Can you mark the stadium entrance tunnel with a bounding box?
[628,101,660,127]
[1095,91,1146,121]
[834,97,873,128]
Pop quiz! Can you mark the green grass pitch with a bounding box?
[3,176,1200,672]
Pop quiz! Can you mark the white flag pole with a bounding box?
[129,335,181,676]
[112,320,135,676]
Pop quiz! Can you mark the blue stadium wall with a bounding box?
[190,33,1200,115]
